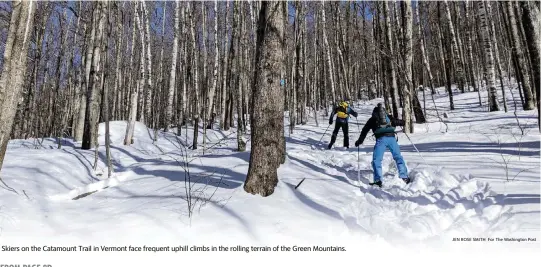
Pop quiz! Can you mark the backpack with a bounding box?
[336,102,349,119]
[373,103,395,135]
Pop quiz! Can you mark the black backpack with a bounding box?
[373,103,395,134]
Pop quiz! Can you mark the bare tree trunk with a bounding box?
[478,1,500,112]
[443,0,466,93]
[437,2,455,110]
[313,10,320,126]
[206,0,220,130]
[141,2,154,123]
[417,2,443,125]
[82,2,106,150]
[189,2,200,150]
[519,1,540,128]
[290,1,299,134]
[201,2,208,150]
[487,2,508,112]
[103,3,112,178]
[124,3,141,146]
[153,2,166,140]
[301,2,307,125]
[383,1,399,118]
[220,1,230,130]
[23,8,49,139]
[166,1,180,132]
[321,2,336,105]
[180,3,188,133]
[401,1,414,132]
[76,9,96,143]
[464,2,479,94]
[0,0,36,170]
[506,1,535,110]
[112,5,124,121]
[236,3,246,152]
[244,1,285,197]
[52,9,67,148]
[519,1,541,130]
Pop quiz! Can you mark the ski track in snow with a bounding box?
[0,87,539,249]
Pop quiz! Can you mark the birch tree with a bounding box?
[165,1,180,131]
[206,0,220,130]
[82,2,106,150]
[443,0,465,93]
[321,1,336,106]
[478,1,500,112]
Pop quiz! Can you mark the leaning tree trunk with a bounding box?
[0,0,36,171]
[244,1,285,197]
[478,1,500,112]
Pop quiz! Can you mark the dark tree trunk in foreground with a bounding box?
[519,1,540,128]
[244,1,285,197]
[506,1,535,111]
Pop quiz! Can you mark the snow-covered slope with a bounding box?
[0,86,539,265]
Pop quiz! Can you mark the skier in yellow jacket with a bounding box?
[328,101,358,149]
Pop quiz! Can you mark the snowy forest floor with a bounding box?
[0,86,539,258]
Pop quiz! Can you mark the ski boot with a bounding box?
[369,180,382,188]
[402,178,411,184]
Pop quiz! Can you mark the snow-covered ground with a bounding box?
[0,86,539,266]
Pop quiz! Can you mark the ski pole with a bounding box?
[319,124,331,142]
[355,117,362,187]
[400,126,428,165]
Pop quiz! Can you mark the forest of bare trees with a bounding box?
[0,0,539,195]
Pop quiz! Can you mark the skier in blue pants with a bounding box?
[354,103,409,187]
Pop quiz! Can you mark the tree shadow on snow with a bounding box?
[286,154,356,187]
[491,193,541,206]
[91,188,258,240]
[282,181,344,221]
[398,140,540,157]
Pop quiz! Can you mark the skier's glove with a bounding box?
[355,140,361,147]
[329,120,333,125]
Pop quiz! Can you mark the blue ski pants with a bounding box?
[372,136,408,181]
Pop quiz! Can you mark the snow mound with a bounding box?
[288,147,507,245]
[353,169,504,245]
